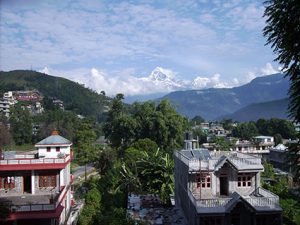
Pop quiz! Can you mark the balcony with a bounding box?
[188,187,281,214]
[244,187,281,210]
[0,185,69,213]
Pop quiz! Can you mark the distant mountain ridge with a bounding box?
[218,98,289,122]
[159,73,290,120]
[0,70,110,118]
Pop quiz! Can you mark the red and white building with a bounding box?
[0,131,73,225]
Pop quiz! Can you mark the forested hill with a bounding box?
[218,98,289,122]
[0,70,110,119]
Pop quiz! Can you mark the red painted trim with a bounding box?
[0,160,71,171]
[6,205,64,221]
[58,185,71,205]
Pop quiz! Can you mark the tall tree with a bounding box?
[76,119,97,180]
[232,122,258,140]
[263,0,300,185]
[9,105,32,145]
[263,0,300,122]
[104,93,136,151]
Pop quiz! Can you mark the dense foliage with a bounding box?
[78,96,186,225]
[262,162,300,225]
[263,0,300,189]
[104,96,189,154]
[9,105,33,145]
[263,0,300,123]
[232,118,297,140]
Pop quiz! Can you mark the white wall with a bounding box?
[38,146,70,158]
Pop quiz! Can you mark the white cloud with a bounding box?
[39,67,50,74]
[246,71,257,82]
[39,66,240,96]
[245,63,279,82]
[260,62,279,75]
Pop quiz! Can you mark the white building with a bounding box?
[0,99,10,117]
[0,130,73,225]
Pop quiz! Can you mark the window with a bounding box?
[237,173,252,187]
[0,176,15,190]
[56,147,60,152]
[196,173,211,188]
[39,175,56,188]
[47,147,51,152]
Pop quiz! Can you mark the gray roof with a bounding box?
[35,134,72,146]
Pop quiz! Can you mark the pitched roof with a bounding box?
[35,131,72,146]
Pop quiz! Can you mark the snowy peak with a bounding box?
[148,67,183,89]
[149,67,175,82]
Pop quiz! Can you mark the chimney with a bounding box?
[51,130,59,136]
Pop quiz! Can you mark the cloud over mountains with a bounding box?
[39,65,273,97]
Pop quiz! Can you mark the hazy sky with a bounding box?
[0,0,281,96]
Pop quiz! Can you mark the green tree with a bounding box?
[104,94,136,151]
[192,128,207,145]
[78,188,102,225]
[220,119,234,131]
[131,138,158,153]
[263,0,300,123]
[214,137,232,151]
[190,115,205,125]
[232,122,258,140]
[137,149,174,205]
[274,133,283,145]
[9,105,32,145]
[76,120,97,180]
[262,161,275,180]
[287,142,300,183]
[149,99,189,152]
[263,0,300,191]
[95,146,117,176]
[114,163,141,206]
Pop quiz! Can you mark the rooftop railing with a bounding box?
[0,155,70,165]
[187,187,280,212]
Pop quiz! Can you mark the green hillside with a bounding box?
[0,70,110,119]
[218,98,289,122]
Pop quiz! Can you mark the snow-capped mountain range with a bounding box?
[140,67,229,91]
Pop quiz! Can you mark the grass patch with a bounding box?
[3,143,35,152]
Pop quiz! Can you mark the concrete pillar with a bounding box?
[31,170,35,194]
[60,169,64,187]
[255,173,259,194]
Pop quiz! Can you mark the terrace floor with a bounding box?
[0,191,59,205]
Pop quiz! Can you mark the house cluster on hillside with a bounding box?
[174,136,282,225]
[0,91,44,117]
[0,131,74,225]
[0,91,66,118]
